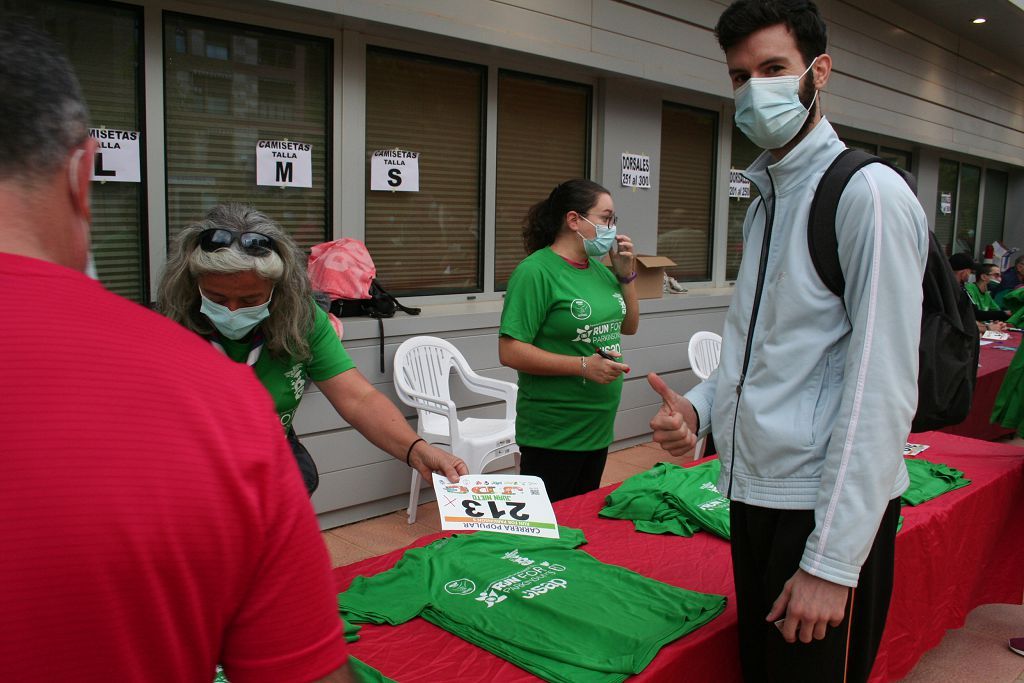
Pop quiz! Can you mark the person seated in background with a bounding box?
[998,255,1024,294]
[949,252,974,288]
[965,263,1010,323]
[950,254,1007,334]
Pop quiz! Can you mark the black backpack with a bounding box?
[329,279,421,374]
[807,148,979,433]
[330,279,421,320]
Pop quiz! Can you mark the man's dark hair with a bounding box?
[0,18,89,182]
[976,263,999,279]
[715,0,828,67]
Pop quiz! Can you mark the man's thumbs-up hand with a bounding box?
[647,372,699,458]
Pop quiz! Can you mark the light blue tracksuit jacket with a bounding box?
[686,118,929,587]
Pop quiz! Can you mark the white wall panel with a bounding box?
[304,294,728,528]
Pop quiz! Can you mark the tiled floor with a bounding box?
[322,443,1024,682]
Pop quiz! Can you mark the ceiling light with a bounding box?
[972,17,987,24]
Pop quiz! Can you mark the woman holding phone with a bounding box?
[498,179,639,501]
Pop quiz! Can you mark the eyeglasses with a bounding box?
[578,211,619,227]
[198,228,276,256]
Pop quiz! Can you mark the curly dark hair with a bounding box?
[715,0,827,67]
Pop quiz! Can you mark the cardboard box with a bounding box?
[634,255,677,299]
[602,254,677,299]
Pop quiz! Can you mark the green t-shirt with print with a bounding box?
[499,247,627,451]
[601,460,731,540]
[217,304,355,431]
[900,457,971,506]
[964,282,1001,312]
[338,527,725,683]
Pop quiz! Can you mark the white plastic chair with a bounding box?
[393,336,518,523]
[687,331,722,461]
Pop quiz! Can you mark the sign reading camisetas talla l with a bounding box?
[89,128,141,183]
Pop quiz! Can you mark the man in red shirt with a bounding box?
[0,21,351,683]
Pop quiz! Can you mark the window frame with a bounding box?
[493,67,593,291]
[362,45,487,296]
[657,99,720,283]
[161,10,334,253]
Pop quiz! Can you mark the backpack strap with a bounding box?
[807,148,916,299]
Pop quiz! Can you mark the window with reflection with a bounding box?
[7,0,146,302]
[364,48,484,295]
[494,71,590,290]
[657,103,717,282]
[164,14,330,249]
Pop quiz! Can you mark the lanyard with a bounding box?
[209,329,265,367]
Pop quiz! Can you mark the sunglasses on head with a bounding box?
[198,228,276,256]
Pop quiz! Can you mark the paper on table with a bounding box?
[431,473,559,539]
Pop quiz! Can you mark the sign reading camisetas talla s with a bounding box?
[370,149,420,191]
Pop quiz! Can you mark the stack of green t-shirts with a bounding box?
[900,457,971,506]
[338,526,726,683]
[214,654,393,683]
[600,460,730,539]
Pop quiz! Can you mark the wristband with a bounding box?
[405,437,425,465]
[580,356,587,384]
[617,271,638,284]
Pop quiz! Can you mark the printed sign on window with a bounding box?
[620,153,651,189]
[940,192,953,215]
[256,140,313,188]
[89,128,141,183]
[729,169,751,198]
[371,149,420,191]
[432,473,559,538]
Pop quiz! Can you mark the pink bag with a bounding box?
[307,238,376,301]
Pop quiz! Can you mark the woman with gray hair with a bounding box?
[159,203,467,494]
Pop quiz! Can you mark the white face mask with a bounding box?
[733,57,819,149]
[577,216,618,257]
[199,288,274,340]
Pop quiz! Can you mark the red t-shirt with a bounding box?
[0,254,347,682]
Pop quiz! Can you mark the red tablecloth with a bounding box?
[939,331,1020,440]
[333,432,1024,682]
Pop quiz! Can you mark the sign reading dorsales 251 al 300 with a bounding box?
[90,128,141,183]
[256,140,313,188]
[620,153,651,189]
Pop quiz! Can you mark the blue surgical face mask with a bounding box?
[578,216,617,257]
[199,288,273,340]
[734,57,819,149]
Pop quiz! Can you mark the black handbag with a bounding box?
[286,430,319,496]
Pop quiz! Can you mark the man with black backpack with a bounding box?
[646,2,935,681]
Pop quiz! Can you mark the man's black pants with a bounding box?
[731,497,901,683]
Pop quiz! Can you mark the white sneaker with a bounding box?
[664,273,687,293]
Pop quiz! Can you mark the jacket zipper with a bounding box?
[727,170,776,498]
